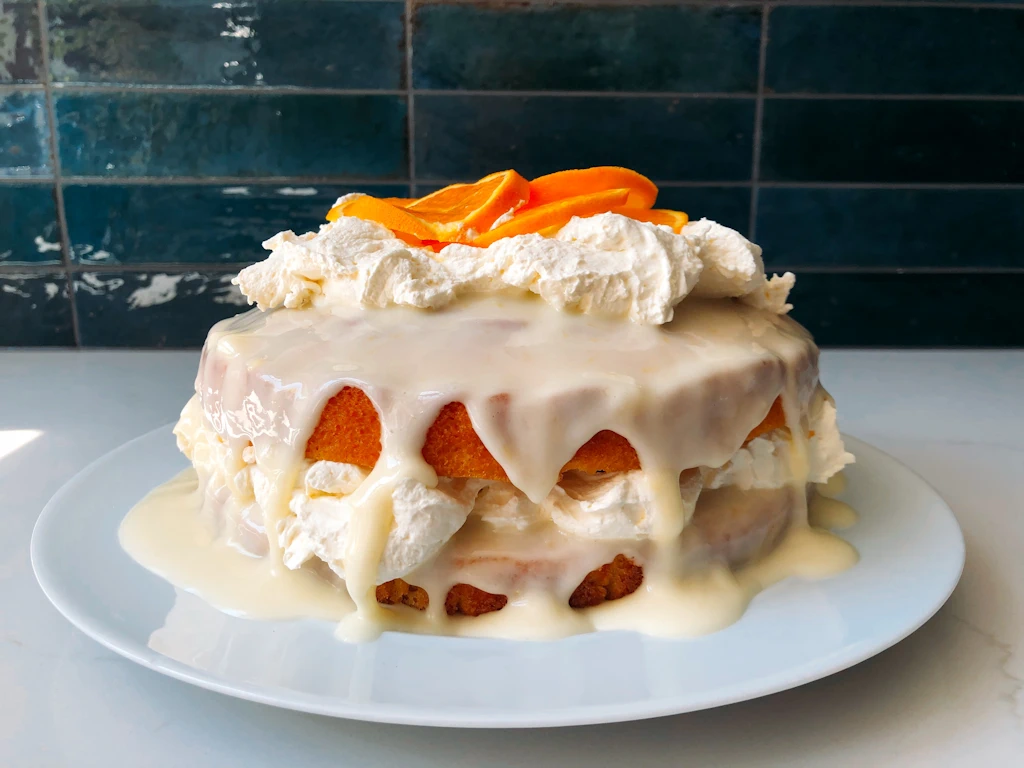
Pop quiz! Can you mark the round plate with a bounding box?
[31,427,964,728]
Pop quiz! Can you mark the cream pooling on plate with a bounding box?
[234,210,795,323]
[134,209,856,641]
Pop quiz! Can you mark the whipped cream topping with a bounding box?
[281,466,485,582]
[705,396,853,490]
[545,470,704,541]
[234,211,794,325]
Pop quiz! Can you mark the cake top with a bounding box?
[233,167,795,326]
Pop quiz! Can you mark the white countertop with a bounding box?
[3,350,1023,766]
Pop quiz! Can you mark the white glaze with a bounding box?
[118,288,859,641]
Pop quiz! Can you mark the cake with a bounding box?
[132,167,857,641]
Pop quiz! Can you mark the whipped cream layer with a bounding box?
[234,212,795,325]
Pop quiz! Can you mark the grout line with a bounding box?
[764,92,1024,102]
[768,266,1024,275]
[748,5,770,240]
[53,176,411,187]
[758,181,1024,190]
[420,0,1024,8]
[35,0,81,348]
[7,263,1024,277]
[0,177,55,184]
[7,177,1022,192]
[0,264,68,275]
[66,263,250,274]
[50,83,407,97]
[418,179,754,189]
[766,1,1024,8]
[417,89,757,99]
[0,83,45,92]
[37,84,1024,103]
[405,0,417,193]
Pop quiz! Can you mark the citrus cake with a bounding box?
[122,166,857,641]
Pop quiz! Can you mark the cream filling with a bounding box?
[175,389,852,584]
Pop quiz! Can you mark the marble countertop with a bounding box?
[3,350,1022,766]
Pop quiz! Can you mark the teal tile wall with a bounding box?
[2,0,1023,347]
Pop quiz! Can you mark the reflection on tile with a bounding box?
[790,272,1024,347]
[0,90,50,176]
[413,3,760,93]
[767,6,1024,95]
[55,92,408,178]
[416,95,754,181]
[0,185,61,264]
[655,186,751,236]
[0,272,73,346]
[75,271,248,348]
[64,183,410,265]
[0,1,42,82]
[761,99,1024,183]
[758,187,1024,269]
[48,1,404,88]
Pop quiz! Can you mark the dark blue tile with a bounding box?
[415,95,755,181]
[767,7,1024,95]
[760,99,1024,183]
[757,188,1024,270]
[55,92,408,178]
[1,1,42,82]
[0,184,61,264]
[413,3,760,93]
[0,272,74,346]
[64,182,411,265]
[654,186,751,236]
[75,270,248,347]
[0,90,50,176]
[48,1,404,88]
[789,272,1024,347]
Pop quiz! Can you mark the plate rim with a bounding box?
[30,427,965,728]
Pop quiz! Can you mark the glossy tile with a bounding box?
[415,95,754,181]
[48,1,404,88]
[767,6,1024,95]
[64,183,409,265]
[55,92,408,178]
[760,99,1024,183]
[0,90,50,176]
[75,271,247,348]
[0,272,74,346]
[655,186,751,236]
[757,187,1024,269]
[789,272,1024,347]
[413,3,760,93]
[0,184,61,264]
[1,0,42,82]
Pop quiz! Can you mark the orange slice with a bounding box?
[527,167,658,210]
[326,195,440,242]
[404,170,530,241]
[472,188,631,247]
[612,207,690,233]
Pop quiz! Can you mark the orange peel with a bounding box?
[403,170,530,241]
[326,195,440,243]
[324,168,691,248]
[527,167,658,210]
[612,207,690,234]
[472,188,631,247]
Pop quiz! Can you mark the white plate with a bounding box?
[31,427,963,728]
